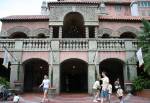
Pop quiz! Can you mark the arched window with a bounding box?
[120,32,136,39]
[62,12,85,38]
[37,33,46,38]
[10,32,28,38]
[101,33,110,38]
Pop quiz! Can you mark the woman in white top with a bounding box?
[39,75,50,103]
[92,78,100,102]
[13,93,19,103]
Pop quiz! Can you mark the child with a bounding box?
[107,83,112,103]
[13,93,20,103]
[116,87,124,103]
[92,78,100,102]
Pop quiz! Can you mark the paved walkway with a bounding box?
[3,93,150,103]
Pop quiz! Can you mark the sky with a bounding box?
[0,0,57,30]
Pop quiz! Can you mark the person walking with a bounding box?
[92,78,100,102]
[116,87,124,103]
[107,82,112,103]
[39,75,50,103]
[100,72,109,103]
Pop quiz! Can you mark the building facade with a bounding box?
[0,0,150,94]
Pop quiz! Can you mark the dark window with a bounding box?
[89,26,95,38]
[38,33,46,38]
[102,34,110,38]
[53,26,59,38]
[115,5,122,12]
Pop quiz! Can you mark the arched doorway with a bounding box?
[99,58,125,91]
[62,12,85,38]
[0,58,10,81]
[23,58,49,92]
[60,58,88,93]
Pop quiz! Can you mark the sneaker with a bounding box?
[93,100,98,102]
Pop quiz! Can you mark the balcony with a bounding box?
[0,38,138,51]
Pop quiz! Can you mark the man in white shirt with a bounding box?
[39,75,50,103]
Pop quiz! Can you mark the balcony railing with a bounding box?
[0,38,138,51]
[59,39,88,51]
[22,39,50,51]
[0,39,15,49]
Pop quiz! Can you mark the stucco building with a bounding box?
[0,0,150,94]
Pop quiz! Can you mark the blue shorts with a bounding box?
[101,90,108,98]
[43,88,49,92]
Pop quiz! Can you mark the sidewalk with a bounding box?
[4,93,150,103]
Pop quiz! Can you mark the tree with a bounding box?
[138,19,150,75]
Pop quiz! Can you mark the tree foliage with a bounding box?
[138,19,150,75]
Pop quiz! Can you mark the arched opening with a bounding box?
[10,32,28,38]
[60,58,88,93]
[37,33,46,38]
[0,58,10,81]
[120,32,136,39]
[23,58,49,92]
[62,12,85,38]
[101,33,110,38]
[99,58,125,91]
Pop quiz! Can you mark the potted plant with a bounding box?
[132,76,150,98]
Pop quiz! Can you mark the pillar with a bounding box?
[88,40,98,94]
[88,65,95,94]
[125,40,137,81]
[50,40,60,94]
[59,26,62,38]
[86,26,89,38]
[49,26,53,38]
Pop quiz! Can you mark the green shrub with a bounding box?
[0,77,9,87]
[132,76,150,92]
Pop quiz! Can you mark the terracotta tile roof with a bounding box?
[0,15,49,21]
[99,16,150,21]
[49,0,131,4]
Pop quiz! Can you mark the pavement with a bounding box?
[2,93,150,103]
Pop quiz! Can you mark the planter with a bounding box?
[48,88,56,98]
[136,89,150,98]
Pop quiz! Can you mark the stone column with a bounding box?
[86,26,89,38]
[49,26,53,38]
[88,40,98,94]
[59,26,62,38]
[88,65,95,94]
[50,40,60,94]
[10,63,18,88]
[95,26,98,38]
[125,40,137,81]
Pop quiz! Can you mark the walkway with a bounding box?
[4,93,150,103]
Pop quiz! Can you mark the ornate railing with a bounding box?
[0,38,138,51]
[97,39,125,50]
[0,39,15,49]
[59,39,88,50]
[22,39,50,50]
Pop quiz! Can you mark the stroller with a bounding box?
[0,85,13,101]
